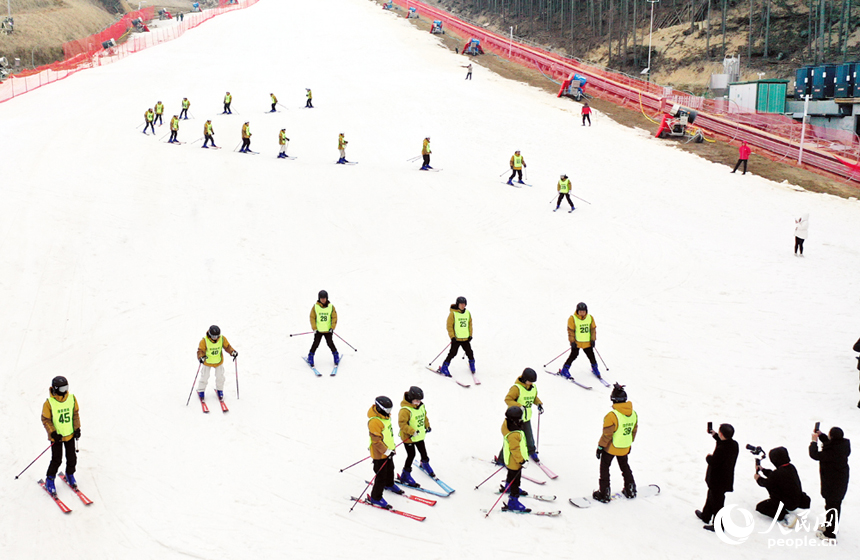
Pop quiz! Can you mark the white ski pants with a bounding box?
[198,364,225,391]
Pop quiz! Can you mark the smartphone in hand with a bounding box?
[707,421,713,434]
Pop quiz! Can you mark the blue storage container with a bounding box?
[811,65,836,99]
[795,67,812,99]
[835,63,856,98]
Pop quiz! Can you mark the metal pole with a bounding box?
[647,1,658,83]
[509,26,513,57]
[798,94,810,165]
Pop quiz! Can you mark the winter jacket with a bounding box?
[338,135,347,149]
[41,391,80,442]
[504,380,543,410]
[756,447,811,511]
[795,214,809,239]
[738,142,751,160]
[501,419,526,470]
[398,398,431,442]
[509,154,525,170]
[854,338,860,353]
[309,301,337,331]
[367,405,394,460]
[196,335,236,368]
[242,123,251,139]
[446,305,472,341]
[809,433,851,501]
[581,104,592,115]
[567,314,596,348]
[422,139,431,155]
[705,433,739,492]
[598,401,637,456]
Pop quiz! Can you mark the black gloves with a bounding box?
[74,428,81,439]
[537,404,544,414]
[426,427,432,433]
[467,336,472,342]
[596,446,604,460]
[451,337,456,343]
[198,356,205,364]
[231,350,238,358]
[51,432,63,442]
[387,450,396,458]
[591,340,596,349]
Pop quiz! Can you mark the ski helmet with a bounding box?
[610,383,628,403]
[576,302,588,313]
[318,289,329,300]
[51,376,69,395]
[456,296,467,306]
[208,325,221,339]
[505,405,523,421]
[520,368,537,383]
[406,386,424,402]
[375,396,393,416]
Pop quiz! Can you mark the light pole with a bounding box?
[509,26,513,57]
[646,0,660,82]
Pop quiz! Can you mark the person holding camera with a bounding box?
[809,427,851,542]
[696,423,739,531]
[754,447,811,527]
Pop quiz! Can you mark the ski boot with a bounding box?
[569,206,576,213]
[591,363,601,377]
[560,365,571,379]
[553,206,560,212]
[529,452,541,464]
[307,353,315,367]
[439,362,451,377]
[420,461,435,477]
[505,496,528,512]
[592,488,611,503]
[66,473,77,489]
[216,390,224,401]
[468,360,476,374]
[507,179,513,185]
[384,484,405,495]
[398,470,419,487]
[337,158,345,164]
[333,352,341,365]
[499,484,527,497]
[368,495,391,509]
[517,180,525,184]
[420,165,428,170]
[197,391,205,401]
[45,476,57,495]
[623,481,637,499]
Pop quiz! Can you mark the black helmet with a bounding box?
[576,302,588,313]
[375,396,393,416]
[318,290,329,300]
[208,325,220,338]
[610,383,627,403]
[520,368,537,383]
[456,296,467,306]
[406,386,424,402]
[51,376,69,395]
[505,405,523,420]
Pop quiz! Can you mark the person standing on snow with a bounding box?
[581,102,592,126]
[560,302,600,379]
[307,290,339,367]
[240,122,252,153]
[397,386,434,486]
[337,133,349,164]
[223,92,233,114]
[306,88,313,108]
[498,368,543,463]
[554,174,575,213]
[202,120,216,148]
[731,141,751,174]
[463,62,472,80]
[439,296,474,377]
[421,137,432,170]
[196,325,237,403]
[367,396,397,508]
[41,376,81,495]
[180,97,190,119]
[277,129,290,159]
[143,108,156,135]
[809,426,851,542]
[795,213,809,256]
[507,150,526,185]
[269,93,278,113]
[168,115,180,143]
[154,101,165,126]
[696,423,739,531]
[499,406,529,512]
[593,383,637,503]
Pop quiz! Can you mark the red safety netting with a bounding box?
[0,0,259,104]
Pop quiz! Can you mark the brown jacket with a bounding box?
[598,401,637,456]
[504,380,543,410]
[567,314,596,348]
[368,405,394,459]
[422,139,431,155]
[446,305,472,341]
[196,335,236,368]
[398,398,431,442]
[309,301,337,331]
[41,391,81,442]
[501,419,526,470]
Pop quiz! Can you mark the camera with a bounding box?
[746,444,765,468]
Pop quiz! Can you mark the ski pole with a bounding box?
[14,443,53,479]
[340,442,403,472]
[188,136,203,145]
[536,411,541,451]
[135,122,144,130]
[185,362,202,406]
[484,474,516,517]
[233,142,241,152]
[407,155,422,162]
[543,346,570,368]
[499,168,511,177]
[189,112,196,119]
[289,331,314,337]
[428,343,451,366]
[334,332,357,352]
[277,102,288,110]
[349,456,390,512]
[524,168,529,181]
[595,349,609,371]
[234,357,240,399]
[548,195,558,204]
[159,132,169,141]
[570,193,592,204]
[474,465,504,489]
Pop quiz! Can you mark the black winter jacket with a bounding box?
[809,434,851,501]
[854,337,860,370]
[705,434,739,492]
[757,447,811,511]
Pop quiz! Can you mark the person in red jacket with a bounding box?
[581,102,592,126]
[732,141,751,174]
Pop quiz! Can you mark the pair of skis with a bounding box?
[568,484,661,508]
[544,369,594,390]
[38,473,93,513]
[425,366,479,388]
[302,356,340,377]
[200,397,229,413]
[349,495,427,521]
[395,462,456,497]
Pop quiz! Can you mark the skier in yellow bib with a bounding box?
[40,376,81,494]
[440,296,474,376]
[396,386,434,486]
[561,302,600,379]
[196,325,238,402]
[593,383,637,503]
[307,290,339,367]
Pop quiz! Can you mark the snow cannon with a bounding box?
[430,20,444,34]
[191,2,201,12]
[655,104,703,142]
[558,73,588,101]
[407,7,419,19]
[382,1,393,9]
[0,16,13,35]
[463,39,484,56]
[101,38,117,50]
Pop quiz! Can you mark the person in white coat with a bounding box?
[794,214,809,256]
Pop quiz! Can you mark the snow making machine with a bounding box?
[655,104,704,142]
[463,38,484,56]
[430,20,444,34]
[0,16,13,35]
[191,2,201,12]
[406,6,419,19]
[558,73,589,101]
[382,1,394,9]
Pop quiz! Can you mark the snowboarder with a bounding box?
[696,423,739,531]
[269,93,278,113]
[795,213,809,256]
[439,296,474,377]
[397,386,433,486]
[277,129,290,158]
[202,120,216,148]
[41,376,81,495]
[500,405,529,512]
[581,102,592,126]
[498,368,543,463]
[560,302,600,379]
[731,141,751,174]
[143,108,155,134]
[554,174,575,212]
[462,62,472,80]
[307,290,339,367]
[223,92,232,114]
[507,150,526,185]
[195,325,237,402]
[809,426,851,542]
[337,133,349,164]
[754,447,811,526]
[180,97,190,119]
[168,115,179,143]
[420,137,432,170]
[306,88,313,108]
[154,101,164,125]
[593,383,637,503]
[367,396,397,508]
[240,122,252,153]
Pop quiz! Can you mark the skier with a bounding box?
[795,213,809,256]
[397,386,433,486]
[154,100,164,125]
[305,88,313,108]
[462,62,472,80]
[179,97,190,119]
[143,108,155,134]
[223,92,232,114]
[277,129,290,159]
[560,302,600,379]
[507,150,526,185]
[439,296,474,377]
[240,122,252,153]
[696,423,739,531]
[754,447,811,527]
[593,383,637,503]
[420,136,432,170]
[41,376,81,495]
[809,426,851,542]
[307,290,339,367]
[202,120,216,148]
[581,102,592,126]
[500,405,529,512]
[269,93,278,113]
[731,140,751,174]
[168,115,179,143]
[554,174,575,212]
[498,368,543,463]
[367,396,397,508]
[195,325,237,402]
[337,133,349,164]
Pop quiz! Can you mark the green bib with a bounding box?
[516,384,538,422]
[403,404,427,442]
[512,155,523,168]
[573,314,592,343]
[559,179,571,193]
[503,429,528,466]
[315,303,333,332]
[204,336,223,365]
[611,409,637,449]
[369,416,395,451]
[49,394,76,437]
[453,309,471,339]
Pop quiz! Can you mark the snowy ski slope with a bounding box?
[1,0,859,558]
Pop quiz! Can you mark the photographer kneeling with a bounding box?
[754,447,811,527]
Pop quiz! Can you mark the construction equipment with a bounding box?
[655,104,703,142]
[463,38,484,56]
[430,20,444,34]
[191,2,201,12]
[406,7,419,19]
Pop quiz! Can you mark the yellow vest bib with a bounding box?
[453,309,471,339]
[573,314,592,343]
[204,336,223,365]
[503,429,528,467]
[49,395,76,437]
[369,416,395,451]
[315,303,333,332]
[611,409,637,449]
[402,404,427,442]
[516,384,538,422]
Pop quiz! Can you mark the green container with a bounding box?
[755,80,788,113]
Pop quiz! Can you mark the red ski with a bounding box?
[364,482,436,506]
[350,496,426,521]
[219,400,229,413]
[200,399,209,413]
[59,473,93,505]
[38,480,72,513]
